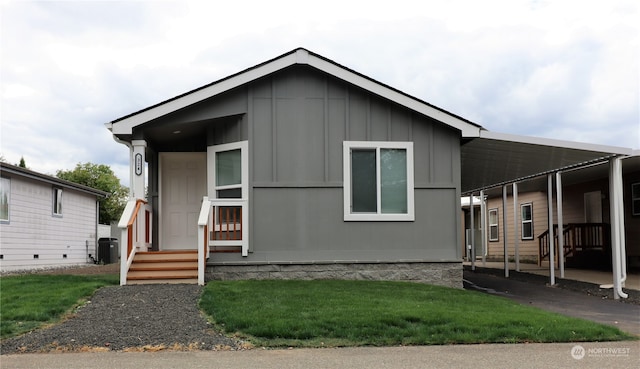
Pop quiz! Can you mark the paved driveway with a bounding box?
[463,270,640,336]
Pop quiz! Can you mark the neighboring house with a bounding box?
[462,154,640,270]
[0,162,108,272]
[107,48,632,289]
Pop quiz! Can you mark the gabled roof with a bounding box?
[0,162,108,198]
[106,48,483,137]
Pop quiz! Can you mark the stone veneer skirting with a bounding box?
[206,262,462,289]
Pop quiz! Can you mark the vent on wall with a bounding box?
[34,254,39,259]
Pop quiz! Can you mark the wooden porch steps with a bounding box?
[127,250,198,285]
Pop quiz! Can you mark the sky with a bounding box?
[1,0,638,186]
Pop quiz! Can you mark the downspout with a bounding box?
[106,124,134,199]
[609,157,628,299]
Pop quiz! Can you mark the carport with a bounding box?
[460,130,635,299]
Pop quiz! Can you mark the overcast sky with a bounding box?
[1,0,638,185]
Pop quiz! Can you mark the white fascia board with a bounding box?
[480,130,634,156]
[110,53,300,135]
[110,48,482,138]
[306,55,482,138]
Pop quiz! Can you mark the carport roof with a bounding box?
[461,131,634,194]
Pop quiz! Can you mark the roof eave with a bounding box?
[108,48,482,137]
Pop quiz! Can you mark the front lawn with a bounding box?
[0,274,119,339]
[200,280,634,347]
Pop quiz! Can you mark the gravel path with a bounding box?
[1,284,245,354]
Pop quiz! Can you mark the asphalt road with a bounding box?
[3,343,639,369]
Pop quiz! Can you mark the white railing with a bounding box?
[118,199,152,286]
[197,196,248,285]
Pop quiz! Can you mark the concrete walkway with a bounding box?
[3,342,639,369]
[464,261,640,290]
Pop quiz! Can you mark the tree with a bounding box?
[18,156,26,168]
[56,163,129,224]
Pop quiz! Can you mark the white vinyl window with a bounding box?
[521,203,533,240]
[53,187,63,216]
[488,208,499,241]
[0,177,9,222]
[343,141,414,221]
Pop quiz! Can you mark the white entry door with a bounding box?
[160,152,207,250]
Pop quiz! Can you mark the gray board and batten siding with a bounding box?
[167,65,463,267]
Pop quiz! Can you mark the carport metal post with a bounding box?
[556,171,565,279]
[547,174,556,285]
[502,185,509,278]
[513,182,520,272]
[480,189,487,267]
[469,193,475,271]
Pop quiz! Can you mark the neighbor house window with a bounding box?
[521,203,533,240]
[488,208,499,241]
[633,182,640,216]
[0,177,9,222]
[53,187,63,216]
[343,141,414,221]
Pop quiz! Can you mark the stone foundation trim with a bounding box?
[205,261,462,289]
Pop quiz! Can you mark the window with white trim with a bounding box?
[343,141,414,221]
[521,203,533,240]
[488,208,499,241]
[0,177,9,222]
[53,187,63,216]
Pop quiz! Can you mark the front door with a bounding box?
[584,191,603,223]
[160,152,207,250]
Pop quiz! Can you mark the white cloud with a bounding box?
[1,0,638,186]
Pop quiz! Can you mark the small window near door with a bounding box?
[52,187,63,217]
[521,203,533,240]
[632,182,640,216]
[488,208,499,241]
[215,148,242,199]
[0,177,9,223]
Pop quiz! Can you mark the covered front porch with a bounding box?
[117,195,247,285]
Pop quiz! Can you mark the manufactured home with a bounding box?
[108,48,633,295]
[0,162,107,272]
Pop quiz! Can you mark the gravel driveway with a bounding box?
[1,284,245,354]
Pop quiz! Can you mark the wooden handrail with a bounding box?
[126,199,148,258]
[538,223,610,266]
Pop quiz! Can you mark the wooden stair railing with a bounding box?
[538,223,610,266]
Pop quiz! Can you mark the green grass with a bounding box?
[0,274,119,339]
[200,280,634,347]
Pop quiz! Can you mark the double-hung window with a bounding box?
[521,203,533,240]
[53,187,63,216]
[343,141,414,221]
[488,208,499,241]
[0,177,9,222]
